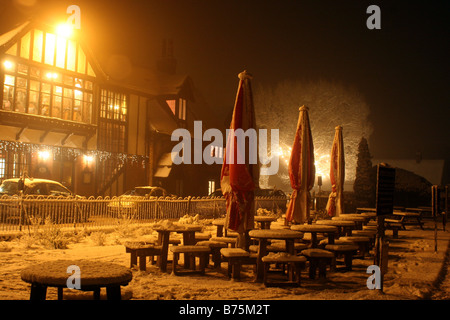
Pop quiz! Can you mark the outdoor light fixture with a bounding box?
[83,154,94,166]
[38,150,51,161]
[55,23,74,38]
[3,60,14,70]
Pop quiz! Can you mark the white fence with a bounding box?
[0,195,288,233]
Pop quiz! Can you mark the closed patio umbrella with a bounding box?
[285,105,315,224]
[326,125,345,216]
[220,70,259,248]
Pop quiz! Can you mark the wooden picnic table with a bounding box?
[290,224,338,248]
[249,229,303,282]
[391,211,424,229]
[21,260,132,300]
[153,224,203,272]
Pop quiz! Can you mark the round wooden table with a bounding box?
[21,260,132,300]
[153,224,204,272]
[332,215,366,229]
[315,219,355,236]
[249,229,304,282]
[254,216,278,229]
[290,224,338,248]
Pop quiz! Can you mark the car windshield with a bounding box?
[47,183,72,197]
[0,181,18,195]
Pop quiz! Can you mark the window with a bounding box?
[1,28,96,120]
[1,62,93,123]
[208,180,215,196]
[12,29,96,76]
[0,157,5,179]
[178,98,186,120]
[0,150,31,182]
[166,98,187,120]
[166,99,176,115]
[98,89,128,153]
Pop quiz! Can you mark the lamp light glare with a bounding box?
[38,150,51,161]
[83,155,94,164]
[3,60,13,69]
[46,72,58,79]
[55,23,74,38]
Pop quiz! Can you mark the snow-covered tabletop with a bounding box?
[249,229,303,239]
[290,224,338,233]
[21,259,132,300]
[21,259,132,287]
[315,220,355,227]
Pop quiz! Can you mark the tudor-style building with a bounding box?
[0,21,220,197]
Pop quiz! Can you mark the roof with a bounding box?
[107,66,194,99]
[0,22,29,50]
[372,159,445,185]
[1,178,66,188]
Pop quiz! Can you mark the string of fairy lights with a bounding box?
[0,140,148,167]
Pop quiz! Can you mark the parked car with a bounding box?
[106,186,170,217]
[0,178,85,224]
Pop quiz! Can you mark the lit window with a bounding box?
[178,98,186,120]
[208,180,216,195]
[166,99,176,115]
[67,40,76,71]
[99,89,128,153]
[20,32,31,59]
[55,36,67,69]
[32,29,43,62]
[44,33,56,65]
[77,46,86,74]
[0,157,5,179]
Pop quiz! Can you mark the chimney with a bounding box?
[416,151,422,164]
[157,39,177,74]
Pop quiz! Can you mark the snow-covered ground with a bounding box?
[0,217,449,301]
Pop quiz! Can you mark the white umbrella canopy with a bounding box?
[326,125,345,216]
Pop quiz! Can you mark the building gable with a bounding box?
[1,21,99,78]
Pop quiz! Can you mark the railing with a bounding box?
[0,195,288,234]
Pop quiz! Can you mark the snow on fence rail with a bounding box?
[0,195,288,233]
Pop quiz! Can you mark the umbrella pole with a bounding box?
[237,231,251,251]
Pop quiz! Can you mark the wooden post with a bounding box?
[374,164,395,293]
[432,185,439,252]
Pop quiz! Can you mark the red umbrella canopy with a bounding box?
[220,70,259,233]
[285,105,315,224]
[326,125,345,216]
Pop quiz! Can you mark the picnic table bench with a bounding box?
[387,211,424,230]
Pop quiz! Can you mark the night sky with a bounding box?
[1,0,449,174]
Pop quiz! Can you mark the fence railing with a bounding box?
[0,195,288,234]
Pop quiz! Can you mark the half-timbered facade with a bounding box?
[0,21,219,197]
